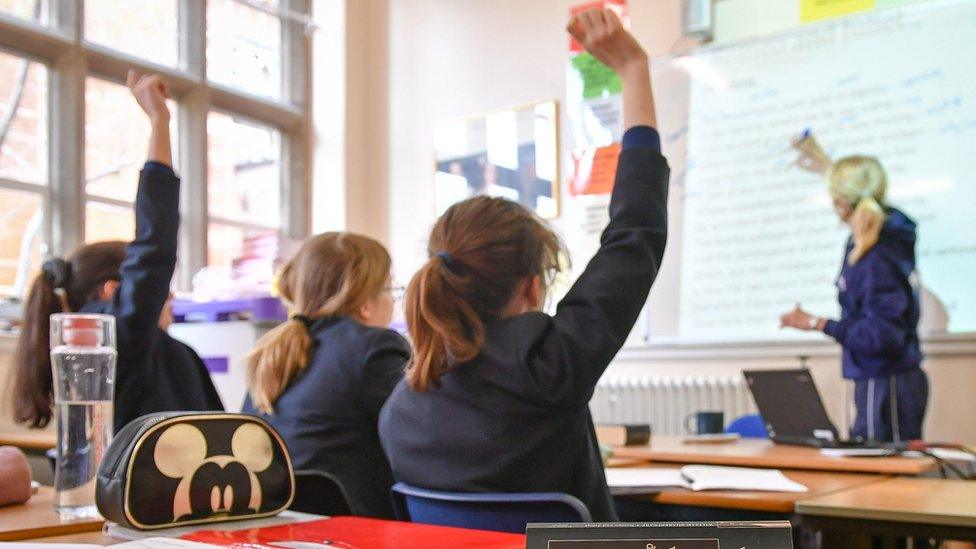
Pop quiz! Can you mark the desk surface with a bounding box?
[611,436,936,475]
[646,469,890,513]
[0,430,57,452]
[797,477,976,527]
[0,487,105,541]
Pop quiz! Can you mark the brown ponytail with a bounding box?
[13,241,127,427]
[246,232,392,414]
[406,196,564,392]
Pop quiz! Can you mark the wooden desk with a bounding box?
[0,431,56,452]
[797,477,976,541]
[612,436,936,475]
[0,487,104,541]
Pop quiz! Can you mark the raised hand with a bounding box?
[126,69,171,124]
[791,133,832,175]
[567,8,647,76]
[567,8,655,128]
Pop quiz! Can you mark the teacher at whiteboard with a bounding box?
[779,134,927,443]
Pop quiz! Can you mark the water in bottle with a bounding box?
[50,314,116,519]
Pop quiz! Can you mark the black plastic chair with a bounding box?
[289,470,354,516]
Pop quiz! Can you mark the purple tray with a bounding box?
[172,296,287,323]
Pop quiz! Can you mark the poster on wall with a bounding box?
[432,101,560,219]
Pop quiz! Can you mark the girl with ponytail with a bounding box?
[242,232,409,519]
[14,71,222,432]
[782,136,927,442]
[379,9,669,522]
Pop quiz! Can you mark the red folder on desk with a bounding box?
[182,516,525,548]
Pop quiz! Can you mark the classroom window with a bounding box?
[207,112,281,270]
[0,51,47,298]
[0,53,47,185]
[0,0,312,299]
[206,0,283,100]
[0,0,46,23]
[84,0,179,67]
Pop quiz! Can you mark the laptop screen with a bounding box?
[743,369,839,444]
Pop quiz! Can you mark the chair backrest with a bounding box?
[289,470,354,516]
[725,414,769,438]
[390,482,592,534]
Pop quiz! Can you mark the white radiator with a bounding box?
[589,375,757,436]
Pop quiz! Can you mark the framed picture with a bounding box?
[433,100,560,219]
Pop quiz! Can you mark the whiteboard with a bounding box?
[645,0,976,345]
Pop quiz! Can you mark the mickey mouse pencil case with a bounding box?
[96,412,295,530]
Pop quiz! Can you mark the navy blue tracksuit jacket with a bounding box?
[379,126,669,522]
[824,208,927,441]
[82,162,223,433]
[243,317,410,519]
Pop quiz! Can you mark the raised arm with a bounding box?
[105,72,180,356]
[539,10,668,406]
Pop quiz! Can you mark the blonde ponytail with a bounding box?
[827,156,888,265]
[246,320,313,414]
[245,232,392,413]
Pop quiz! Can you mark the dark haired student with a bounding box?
[14,71,222,433]
[379,9,669,522]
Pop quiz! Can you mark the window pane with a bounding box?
[207,0,282,100]
[207,111,281,227]
[0,0,46,22]
[0,188,42,297]
[207,223,276,272]
[85,77,177,203]
[0,52,47,185]
[84,0,177,67]
[85,201,134,243]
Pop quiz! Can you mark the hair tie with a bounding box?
[291,314,314,328]
[435,251,457,271]
[41,257,71,289]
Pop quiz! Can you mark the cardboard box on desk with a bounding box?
[526,521,793,549]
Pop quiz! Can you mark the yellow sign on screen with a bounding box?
[801,0,875,22]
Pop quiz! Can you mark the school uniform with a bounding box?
[823,208,927,442]
[81,162,223,433]
[378,126,669,522]
[243,317,410,519]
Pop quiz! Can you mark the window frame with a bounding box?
[0,0,311,292]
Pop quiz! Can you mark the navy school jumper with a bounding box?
[243,317,410,519]
[81,162,223,433]
[823,208,927,441]
[378,126,669,522]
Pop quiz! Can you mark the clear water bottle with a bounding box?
[49,313,116,519]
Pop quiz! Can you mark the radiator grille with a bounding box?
[589,375,757,436]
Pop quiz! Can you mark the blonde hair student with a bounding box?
[242,232,409,519]
[379,8,669,522]
[782,135,927,443]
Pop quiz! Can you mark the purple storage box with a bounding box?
[171,296,287,323]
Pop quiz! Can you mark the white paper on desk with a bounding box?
[604,468,691,494]
[680,465,808,493]
[114,539,222,548]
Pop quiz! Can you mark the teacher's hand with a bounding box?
[791,133,832,175]
[780,303,818,331]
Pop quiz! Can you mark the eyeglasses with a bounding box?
[384,285,406,301]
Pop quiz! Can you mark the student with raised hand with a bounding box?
[242,233,409,519]
[781,135,927,442]
[378,9,668,522]
[13,71,223,433]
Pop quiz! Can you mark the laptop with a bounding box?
[742,368,880,448]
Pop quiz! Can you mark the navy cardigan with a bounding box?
[82,162,223,432]
[378,127,669,522]
[243,317,410,519]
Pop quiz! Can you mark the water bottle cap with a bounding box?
[62,317,104,347]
